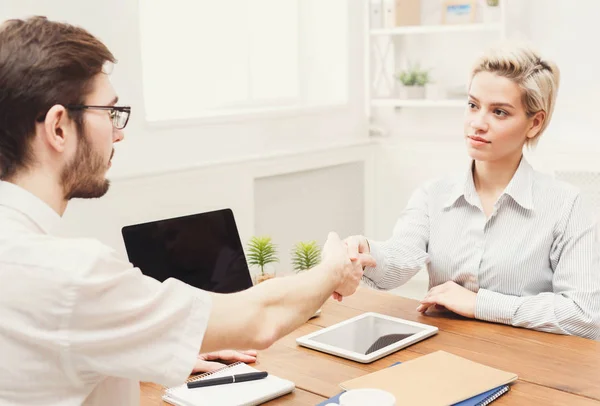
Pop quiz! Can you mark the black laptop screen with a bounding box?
[121,209,253,293]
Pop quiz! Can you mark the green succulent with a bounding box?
[247,236,279,275]
[291,240,321,272]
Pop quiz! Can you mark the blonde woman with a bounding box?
[345,45,600,339]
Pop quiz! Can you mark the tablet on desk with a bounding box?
[296,312,438,363]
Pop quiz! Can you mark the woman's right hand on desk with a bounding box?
[322,232,375,301]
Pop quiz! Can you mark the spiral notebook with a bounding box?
[454,385,510,406]
[163,362,295,406]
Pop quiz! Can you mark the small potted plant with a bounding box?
[247,236,279,284]
[291,240,321,273]
[395,64,430,99]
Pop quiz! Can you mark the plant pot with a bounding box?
[256,273,275,284]
[250,262,277,284]
[399,85,425,99]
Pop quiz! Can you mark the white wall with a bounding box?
[255,162,366,276]
[526,0,600,148]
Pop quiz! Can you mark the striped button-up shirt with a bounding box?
[364,158,600,339]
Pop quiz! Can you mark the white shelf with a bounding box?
[370,23,502,36]
[371,99,466,108]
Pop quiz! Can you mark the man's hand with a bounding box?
[193,350,258,373]
[322,232,375,302]
[416,281,477,318]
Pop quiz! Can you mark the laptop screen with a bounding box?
[121,209,253,293]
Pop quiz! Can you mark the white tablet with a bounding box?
[296,312,438,363]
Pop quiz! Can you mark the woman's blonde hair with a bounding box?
[470,44,560,146]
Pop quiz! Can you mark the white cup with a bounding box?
[329,388,396,406]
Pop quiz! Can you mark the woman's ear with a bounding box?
[526,110,546,140]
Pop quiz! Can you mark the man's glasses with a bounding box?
[36,105,132,130]
[66,105,131,130]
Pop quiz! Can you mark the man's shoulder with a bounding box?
[52,237,114,263]
[0,234,116,272]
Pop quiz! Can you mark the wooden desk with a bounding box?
[141,288,600,405]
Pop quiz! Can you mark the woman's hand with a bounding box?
[417,281,477,318]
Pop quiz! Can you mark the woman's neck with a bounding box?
[473,153,523,196]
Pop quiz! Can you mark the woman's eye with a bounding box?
[494,109,508,117]
[468,102,477,109]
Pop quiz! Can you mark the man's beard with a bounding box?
[61,133,111,200]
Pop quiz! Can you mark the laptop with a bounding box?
[121,208,253,293]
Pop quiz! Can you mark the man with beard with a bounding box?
[0,16,374,405]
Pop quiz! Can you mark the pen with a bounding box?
[187,371,269,389]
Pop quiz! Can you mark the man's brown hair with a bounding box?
[0,16,115,179]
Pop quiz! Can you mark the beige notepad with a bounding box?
[341,351,517,406]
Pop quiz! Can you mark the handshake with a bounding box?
[321,232,375,302]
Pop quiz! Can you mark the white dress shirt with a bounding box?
[0,181,212,405]
[364,158,600,339]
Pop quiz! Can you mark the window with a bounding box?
[139,0,348,121]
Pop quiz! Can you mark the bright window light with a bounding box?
[139,0,347,121]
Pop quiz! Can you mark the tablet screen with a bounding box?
[309,314,426,355]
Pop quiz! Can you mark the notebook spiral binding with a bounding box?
[165,361,246,395]
[475,386,510,406]
[185,362,244,384]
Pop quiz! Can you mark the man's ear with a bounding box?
[42,105,73,153]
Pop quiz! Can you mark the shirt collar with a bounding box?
[503,157,534,210]
[444,157,534,211]
[444,162,477,209]
[0,181,61,234]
